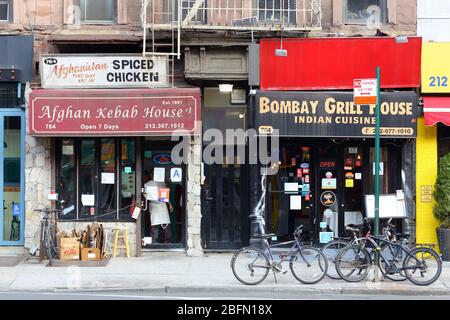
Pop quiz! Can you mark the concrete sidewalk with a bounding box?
[0,252,448,296]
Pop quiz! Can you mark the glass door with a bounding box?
[340,146,365,235]
[0,110,25,245]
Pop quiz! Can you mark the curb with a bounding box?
[24,284,449,296]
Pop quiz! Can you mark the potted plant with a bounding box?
[433,153,450,261]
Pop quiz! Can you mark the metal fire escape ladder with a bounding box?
[142,0,182,87]
[142,0,181,58]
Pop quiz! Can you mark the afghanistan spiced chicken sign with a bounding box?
[29,88,201,136]
[255,91,417,138]
[40,54,168,88]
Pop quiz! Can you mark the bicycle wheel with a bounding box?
[403,247,442,286]
[290,246,328,284]
[231,247,270,285]
[335,245,371,282]
[322,240,349,280]
[44,227,54,265]
[378,243,408,281]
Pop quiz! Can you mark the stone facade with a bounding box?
[186,135,203,256]
[24,134,52,252]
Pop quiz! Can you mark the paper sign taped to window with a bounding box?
[62,145,74,155]
[284,182,299,192]
[146,186,158,201]
[101,172,115,184]
[81,194,95,206]
[132,207,141,220]
[154,167,165,182]
[290,195,302,210]
[158,188,170,203]
[170,168,182,182]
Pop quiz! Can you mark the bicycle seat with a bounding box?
[345,226,360,233]
[259,233,276,239]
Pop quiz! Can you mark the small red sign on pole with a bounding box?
[353,78,378,105]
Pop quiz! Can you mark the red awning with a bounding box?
[423,97,450,126]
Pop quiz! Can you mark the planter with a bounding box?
[436,228,450,261]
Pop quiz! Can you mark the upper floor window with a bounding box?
[0,0,11,22]
[258,0,297,25]
[80,0,116,23]
[345,0,387,25]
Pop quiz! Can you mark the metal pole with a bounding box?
[374,66,381,237]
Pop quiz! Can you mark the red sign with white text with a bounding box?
[260,37,421,90]
[29,88,201,136]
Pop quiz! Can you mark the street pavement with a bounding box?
[0,252,448,298]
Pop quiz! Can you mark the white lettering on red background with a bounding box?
[38,105,91,123]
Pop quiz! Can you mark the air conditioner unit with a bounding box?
[231,16,258,26]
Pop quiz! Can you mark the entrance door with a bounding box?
[340,146,365,234]
[316,145,340,244]
[202,162,249,250]
[0,111,25,245]
[316,144,366,243]
[141,140,186,248]
[266,143,314,243]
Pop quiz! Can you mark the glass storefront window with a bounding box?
[58,139,76,218]
[99,139,116,216]
[57,138,136,221]
[120,138,136,219]
[79,139,96,217]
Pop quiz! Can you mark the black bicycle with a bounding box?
[335,229,442,286]
[35,208,59,265]
[230,225,328,285]
[322,218,411,281]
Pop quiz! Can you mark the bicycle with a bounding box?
[35,207,59,265]
[335,228,442,286]
[230,225,328,285]
[322,218,410,281]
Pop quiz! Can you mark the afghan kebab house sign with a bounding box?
[40,54,168,88]
[29,89,200,136]
[255,91,417,138]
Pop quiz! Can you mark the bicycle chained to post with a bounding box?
[322,217,412,281]
[231,225,328,285]
[334,222,442,286]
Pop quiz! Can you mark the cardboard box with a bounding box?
[81,248,101,261]
[59,237,80,260]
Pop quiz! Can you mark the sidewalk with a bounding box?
[0,252,449,296]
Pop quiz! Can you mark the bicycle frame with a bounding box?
[357,233,428,273]
[262,237,313,268]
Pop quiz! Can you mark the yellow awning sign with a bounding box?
[422,43,450,93]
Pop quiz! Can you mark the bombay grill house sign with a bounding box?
[255,91,418,138]
[29,89,201,136]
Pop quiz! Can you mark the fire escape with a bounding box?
[141,0,322,84]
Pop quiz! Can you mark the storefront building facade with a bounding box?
[419,42,450,247]
[248,37,422,245]
[0,35,33,253]
[26,54,203,257]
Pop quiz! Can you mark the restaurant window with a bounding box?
[344,0,387,25]
[0,0,11,22]
[258,0,296,24]
[79,0,116,23]
[56,138,136,221]
[367,145,402,195]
